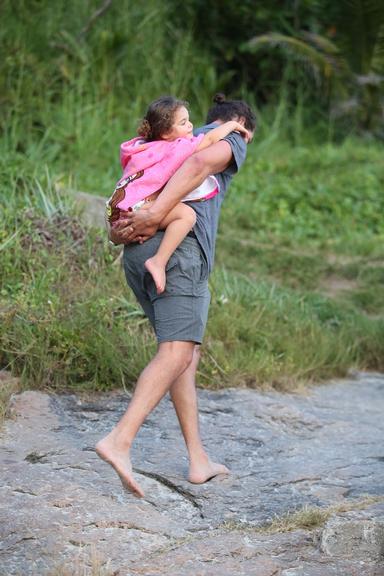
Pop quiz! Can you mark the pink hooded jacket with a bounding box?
[116,134,205,211]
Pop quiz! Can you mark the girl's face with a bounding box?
[161,106,194,140]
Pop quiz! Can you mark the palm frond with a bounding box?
[371,23,384,74]
[300,31,351,77]
[300,31,340,55]
[242,32,349,85]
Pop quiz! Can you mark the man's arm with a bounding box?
[110,140,234,244]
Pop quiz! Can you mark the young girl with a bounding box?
[107,96,249,293]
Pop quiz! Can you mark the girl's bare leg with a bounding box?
[145,203,196,294]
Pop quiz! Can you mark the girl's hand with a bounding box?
[232,122,251,142]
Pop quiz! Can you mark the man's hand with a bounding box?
[108,207,161,245]
[108,138,238,245]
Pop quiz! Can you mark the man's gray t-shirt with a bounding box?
[186,123,247,274]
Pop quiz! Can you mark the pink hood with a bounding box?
[117,134,204,210]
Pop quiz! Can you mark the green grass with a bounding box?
[215,136,384,320]
[48,544,114,576]
[1,1,384,392]
[222,496,383,534]
[0,372,20,425]
[202,270,384,389]
[0,200,155,390]
[0,173,384,389]
[1,136,384,392]
[220,138,384,248]
[0,0,219,196]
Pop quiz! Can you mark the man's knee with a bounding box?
[158,341,195,374]
[192,345,201,365]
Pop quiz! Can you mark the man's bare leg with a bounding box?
[170,345,229,483]
[96,341,195,497]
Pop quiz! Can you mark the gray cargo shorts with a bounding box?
[123,232,210,344]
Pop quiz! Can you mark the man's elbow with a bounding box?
[186,153,210,178]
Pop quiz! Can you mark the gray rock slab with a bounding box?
[321,503,384,560]
[69,190,108,229]
[1,372,384,575]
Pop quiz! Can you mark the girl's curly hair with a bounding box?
[137,96,188,141]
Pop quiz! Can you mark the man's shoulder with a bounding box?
[194,122,218,136]
[195,123,246,155]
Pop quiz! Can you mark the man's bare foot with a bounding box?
[95,435,144,498]
[188,460,230,484]
[145,256,166,294]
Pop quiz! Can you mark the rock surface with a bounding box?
[1,372,384,575]
[70,190,107,229]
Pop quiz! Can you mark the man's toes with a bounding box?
[119,474,144,498]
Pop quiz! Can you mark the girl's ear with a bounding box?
[161,131,172,141]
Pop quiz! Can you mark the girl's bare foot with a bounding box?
[95,435,144,498]
[188,460,230,484]
[145,256,166,294]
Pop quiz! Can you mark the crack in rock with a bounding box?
[54,464,91,472]
[13,488,38,496]
[68,539,84,548]
[52,500,73,508]
[85,520,171,537]
[199,407,235,415]
[2,375,384,575]
[3,536,37,551]
[269,476,323,487]
[24,451,50,464]
[134,468,205,517]
[24,449,65,464]
[368,456,384,462]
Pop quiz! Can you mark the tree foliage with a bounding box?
[182,0,384,133]
[1,0,384,136]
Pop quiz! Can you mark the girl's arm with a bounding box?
[109,140,235,244]
[196,121,249,151]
